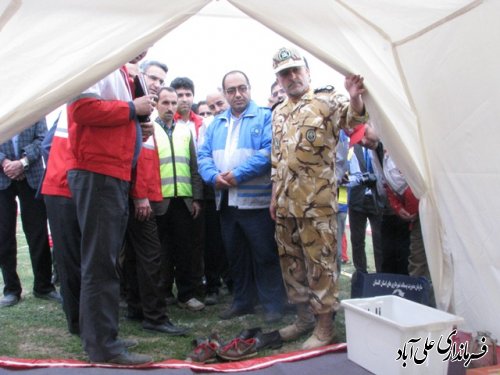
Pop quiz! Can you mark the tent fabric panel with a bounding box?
[396,0,500,336]
[228,0,426,193]
[0,0,208,142]
[342,0,478,43]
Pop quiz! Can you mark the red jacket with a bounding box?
[130,133,162,201]
[67,69,138,182]
[385,184,419,217]
[173,111,203,139]
[41,109,72,198]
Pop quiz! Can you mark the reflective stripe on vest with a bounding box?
[338,185,348,205]
[154,122,192,197]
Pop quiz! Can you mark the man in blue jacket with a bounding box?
[198,70,285,323]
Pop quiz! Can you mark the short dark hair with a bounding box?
[170,77,195,95]
[271,79,279,93]
[158,86,177,97]
[221,70,250,90]
[140,60,168,74]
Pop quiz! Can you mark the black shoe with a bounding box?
[104,350,152,365]
[238,327,262,340]
[219,306,254,320]
[142,320,190,336]
[34,290,62,303]
[0,294,20,308]
[117,338,139,349]
[205,292,218,306]
[255,330,283,350]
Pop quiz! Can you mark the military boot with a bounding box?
[278,303,315,342]
[302,312,335,350]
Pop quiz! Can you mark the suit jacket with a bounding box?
[0,119,47,190]
[348,143,385,214]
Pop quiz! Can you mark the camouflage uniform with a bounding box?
[271,87,368,314]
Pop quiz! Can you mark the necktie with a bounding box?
[364,148,373,173]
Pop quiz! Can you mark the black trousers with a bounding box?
[381,214,410,274]
[44,194,81,334]
[190,202,205,297]
[156,198,200,304]
[67,170,129,362]
[0,180,54,297]
[203,199,230,294]
[124,202,167,324]
[349,203,383,273]
[219,201,285,314]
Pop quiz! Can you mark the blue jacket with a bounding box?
[0,119,47,190]
[197,100,272,209]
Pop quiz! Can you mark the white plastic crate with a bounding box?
[341,295,464,375]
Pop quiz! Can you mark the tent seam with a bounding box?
[393,0,483,46]
[334,0,393,43]
[0,0,22,33]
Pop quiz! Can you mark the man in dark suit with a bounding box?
[348,124,385,274]
[0,119,60,307]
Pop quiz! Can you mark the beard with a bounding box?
[286,81,308,99]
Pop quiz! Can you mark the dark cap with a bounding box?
[349,124,367,146]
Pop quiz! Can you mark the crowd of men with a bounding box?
[0,46,428,364]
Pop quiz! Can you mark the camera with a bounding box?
[360,172,377,187]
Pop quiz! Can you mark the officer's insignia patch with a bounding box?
[314,85,335,94]
[278,48,291,61]
[306,129,316,142]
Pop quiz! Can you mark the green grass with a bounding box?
[0,219,374,362]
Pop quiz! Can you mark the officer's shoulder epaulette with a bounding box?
[314,85,335,94]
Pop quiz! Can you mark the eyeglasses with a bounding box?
[144,73,165,86]
[225,85,249,96]
[199,112,211,117]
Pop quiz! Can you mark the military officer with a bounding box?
[270,46,368,349]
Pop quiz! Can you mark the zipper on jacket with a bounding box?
[167,130,178,197]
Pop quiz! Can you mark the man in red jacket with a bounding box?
[66,53,156,365]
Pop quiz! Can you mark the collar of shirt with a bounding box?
[173,111,203,135]
[155,117,175,136]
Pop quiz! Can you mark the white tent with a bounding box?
[1,0,499,339]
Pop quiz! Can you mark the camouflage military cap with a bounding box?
[272,47,307,74]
